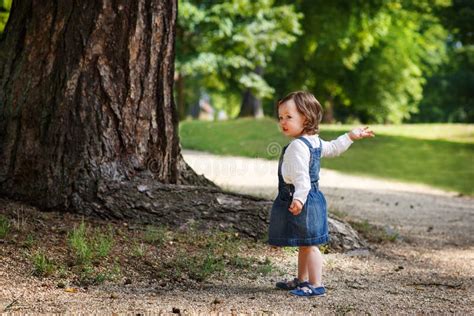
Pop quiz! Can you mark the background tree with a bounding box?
[348,1,448,123]
[267,0,449,123]
[412,0,474,122]
[175,0,301,119]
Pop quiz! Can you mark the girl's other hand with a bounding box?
[289,199,303,215]
[349,126,375,140]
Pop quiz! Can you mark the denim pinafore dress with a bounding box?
[268,136,329,246]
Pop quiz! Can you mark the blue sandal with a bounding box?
[289,282,326,297]
[276,277,301,290]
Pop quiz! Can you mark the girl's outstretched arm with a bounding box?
[348,126,375,141]
[321,127,374,158]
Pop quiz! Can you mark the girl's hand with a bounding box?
[349,126,375,140]
[289,199,303,216]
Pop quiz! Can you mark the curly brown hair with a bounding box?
[277,91,323,135]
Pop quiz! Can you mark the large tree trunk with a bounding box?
[0,0,184,211]
[0,1,366,249]
[0,0,269,237]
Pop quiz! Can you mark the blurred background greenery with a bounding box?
[174,0,472,124]
[2,0,471,123]
[173,0,473,194]
[1,0,472,193]
[180,119,473,195]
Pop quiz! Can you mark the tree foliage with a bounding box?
[348,1,449,123]
[176,0,301,116]
[0,0,11,34]
[1,0,470,122]
[412,0,474,122]
[267,0,449,123]
[413,45,474,122]
[437,0,474,45]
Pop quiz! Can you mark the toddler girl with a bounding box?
[268,91,374,297]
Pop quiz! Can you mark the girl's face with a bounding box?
[278,99,306,137]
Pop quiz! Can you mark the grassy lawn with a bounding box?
[179,118,474,195]
[323,123,474,143]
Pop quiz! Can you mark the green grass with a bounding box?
[143,225,168,246]
[131,240,147,257]
[180,118,474,195]
[94,229,114,258]
[66,221,117,285]
[68,221,114,265]
[32,250,56,277]
[22,234,35,249]
[0,215,9,239]
[157,229,274,282]
[68,221,93,265]
[180,118,285,158]
[323,123,474,143]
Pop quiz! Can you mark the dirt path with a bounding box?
[0,151,472,314]
[183,150,473,247]
[181,150,474,313]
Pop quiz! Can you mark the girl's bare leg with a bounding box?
[299,246,323,286]
[297,247,308,281]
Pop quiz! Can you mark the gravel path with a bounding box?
[183,150,474,247]
[1,151,472,314]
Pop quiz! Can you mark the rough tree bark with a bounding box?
[0,0,365,250]
[0,0,209,212]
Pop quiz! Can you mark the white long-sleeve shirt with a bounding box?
[281,133,353,205]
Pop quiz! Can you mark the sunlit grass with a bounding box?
[322,123,474,143]
[179,118,474,195]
